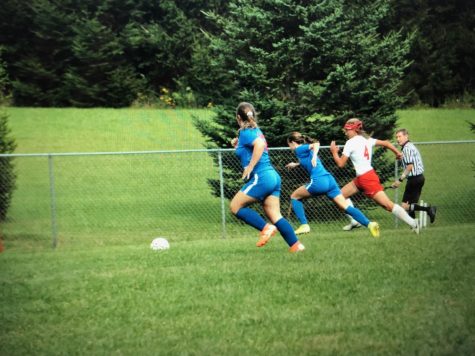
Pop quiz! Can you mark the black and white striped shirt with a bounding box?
[401,141,424,176]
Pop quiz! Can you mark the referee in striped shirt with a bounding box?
[391,129,437,222]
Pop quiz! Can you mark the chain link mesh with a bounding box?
[1,142,474,248]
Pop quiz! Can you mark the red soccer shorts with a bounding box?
[353,169,384,198]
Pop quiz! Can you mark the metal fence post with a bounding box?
[48,154,58,248]
[218,150,227,239]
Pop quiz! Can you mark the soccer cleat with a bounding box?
[342,222,362,231]
[368,222,380,238]
[294,224,310,235]
[428,206,437,223]
[289,241,305,253]
[256,223,277,247]
[412,222,420,235]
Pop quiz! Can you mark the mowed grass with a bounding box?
[6,107,212,152]
[1,225,474,355]
[1,107,475,354]
[396,108,474,141]
[3,108,227,247]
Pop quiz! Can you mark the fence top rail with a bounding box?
[0,140,474,158]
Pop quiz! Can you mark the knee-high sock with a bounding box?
[345,206,370,227]
[392,204,417,228]
[410,203,430,212]
[291,199,308,225]
[236,208,267,231]
[275,218,299,247]
[346,198,359,225]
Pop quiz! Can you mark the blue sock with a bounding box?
[275,218,299,247]
[345,206,370,227]
[235,208,267,231]
[291,199,308,224]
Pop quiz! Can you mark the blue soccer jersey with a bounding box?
[294,144,330,179]
[235,128,273,175]
[295,144,340,198]
[235,128,280,200]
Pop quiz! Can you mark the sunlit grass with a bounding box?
[1,225,474,355]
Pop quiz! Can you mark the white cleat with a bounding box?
[342,222,362,231]
[412,223,420,235]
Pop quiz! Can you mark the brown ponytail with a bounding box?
[287,131,316,144]
[236,102,257,129]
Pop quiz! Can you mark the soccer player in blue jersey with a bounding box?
[230,102,305,252]
[286,132,380,237]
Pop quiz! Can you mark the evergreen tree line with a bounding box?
[0,0,473,108]
[194,0,411,208]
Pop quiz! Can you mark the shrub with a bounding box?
[0,111,16,221]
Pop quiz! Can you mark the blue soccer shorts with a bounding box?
[240,169,281,201]
[305,174,341,199]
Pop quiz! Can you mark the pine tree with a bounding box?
[194,0,412,214]
[64,16,144,107]
[0,112,16,222]
[387,0,475,106]
[0,53,16,221]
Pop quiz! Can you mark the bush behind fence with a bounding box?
[1,142,474,249]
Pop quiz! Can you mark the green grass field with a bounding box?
[1,226,474,355]
[396,108,474,141]
[1,107,475,354]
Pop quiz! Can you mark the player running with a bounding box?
[330,118,420,233]
[230,102,305,252]
[286,132,380,237]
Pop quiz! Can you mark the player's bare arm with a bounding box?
[330,141,348,168]
[310,142,320,167]
[376,139,403,160]
[285,162,300,170]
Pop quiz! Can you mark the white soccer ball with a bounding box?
[150,237,170,251]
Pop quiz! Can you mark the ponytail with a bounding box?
[287,131,316,145]
[303,135,315,144]
[236,102,257,129]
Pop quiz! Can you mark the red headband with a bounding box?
[343,120,362,130]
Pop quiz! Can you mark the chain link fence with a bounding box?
[1,141,474,249]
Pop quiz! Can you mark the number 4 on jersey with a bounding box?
[364,146,369,160]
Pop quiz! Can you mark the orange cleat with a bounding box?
[256,224,277,247]
[289,241,305,253]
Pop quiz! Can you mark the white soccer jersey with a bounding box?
[342,135,377,176]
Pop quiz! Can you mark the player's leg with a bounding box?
[230,191,267,231]
[333,194,370,226]
[340,180,362,230]
[263,195,305,252]
[332,182,379,238]
[290,185,312,234]
[372,191,419,233]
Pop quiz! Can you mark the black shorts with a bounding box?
[402,174,425,204]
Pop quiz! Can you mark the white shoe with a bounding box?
[342,222,362,231]
[412,223,420,235]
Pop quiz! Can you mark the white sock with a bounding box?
[346,199,359,225]
[392,204,417,228]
